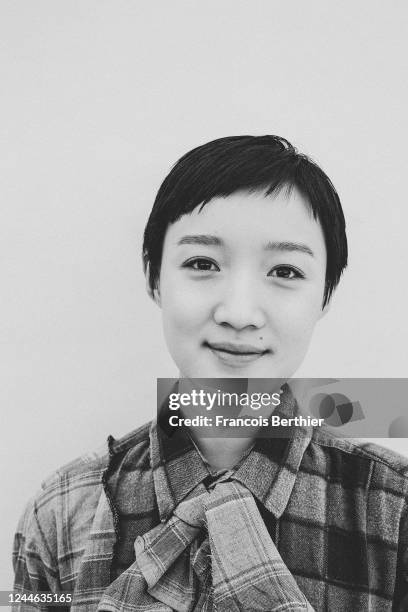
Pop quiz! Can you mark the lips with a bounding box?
[204,341,270,368]
[205,341,268,355]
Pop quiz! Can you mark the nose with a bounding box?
[212,275,267,330]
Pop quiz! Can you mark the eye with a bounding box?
[268,265,304,280]
[183,258,220,272]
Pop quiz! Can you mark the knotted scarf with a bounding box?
[97,472,315,612]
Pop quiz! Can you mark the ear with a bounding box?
[145,264,161,307]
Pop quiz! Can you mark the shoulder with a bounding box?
[14,421,153,587]
[308,428,408,495]
[41,420,151,487]
[17,421,152,534]
[14,421,153,590]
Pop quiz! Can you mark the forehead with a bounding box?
[163,188,326,257]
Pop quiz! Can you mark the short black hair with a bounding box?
[143,135,347,307]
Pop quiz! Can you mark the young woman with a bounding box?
[13,136,408,611]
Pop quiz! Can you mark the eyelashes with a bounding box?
[268,266,305,280]
[182,258,220,272]
[182,258,305,279]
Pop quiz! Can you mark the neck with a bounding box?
[188,432,255,471]
[176,376,286,470]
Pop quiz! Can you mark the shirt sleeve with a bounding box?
[394,498,408,611]
[12,494,62,611]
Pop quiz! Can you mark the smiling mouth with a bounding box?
[204,341,270,365]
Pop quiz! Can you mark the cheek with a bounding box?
[272,294,323,344]
[160,284,212,339]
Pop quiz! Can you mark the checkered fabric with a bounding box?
[12,390,408,611]
[98,475,314,611]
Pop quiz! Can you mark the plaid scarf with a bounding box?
[97,472,315,612]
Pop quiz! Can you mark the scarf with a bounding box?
[97,471,315,611]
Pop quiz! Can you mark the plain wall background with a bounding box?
[1,0,408,588]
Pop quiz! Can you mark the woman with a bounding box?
[13,136,408,611]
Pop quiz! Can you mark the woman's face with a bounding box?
[154,188,327,379]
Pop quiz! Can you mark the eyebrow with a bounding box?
[177,235,314,257]
[177,234,222,246]
[265,241,315,257]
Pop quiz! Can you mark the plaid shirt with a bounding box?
[13,412,408,611]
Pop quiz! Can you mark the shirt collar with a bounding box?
[150,384,313,522]
[150,419,211,521]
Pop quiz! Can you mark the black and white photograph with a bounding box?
[2,2,408,610]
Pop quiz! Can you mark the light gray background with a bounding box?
[1,0,408,589]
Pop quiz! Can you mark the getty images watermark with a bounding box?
[166,386,323,429]
[157,378,408,438]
